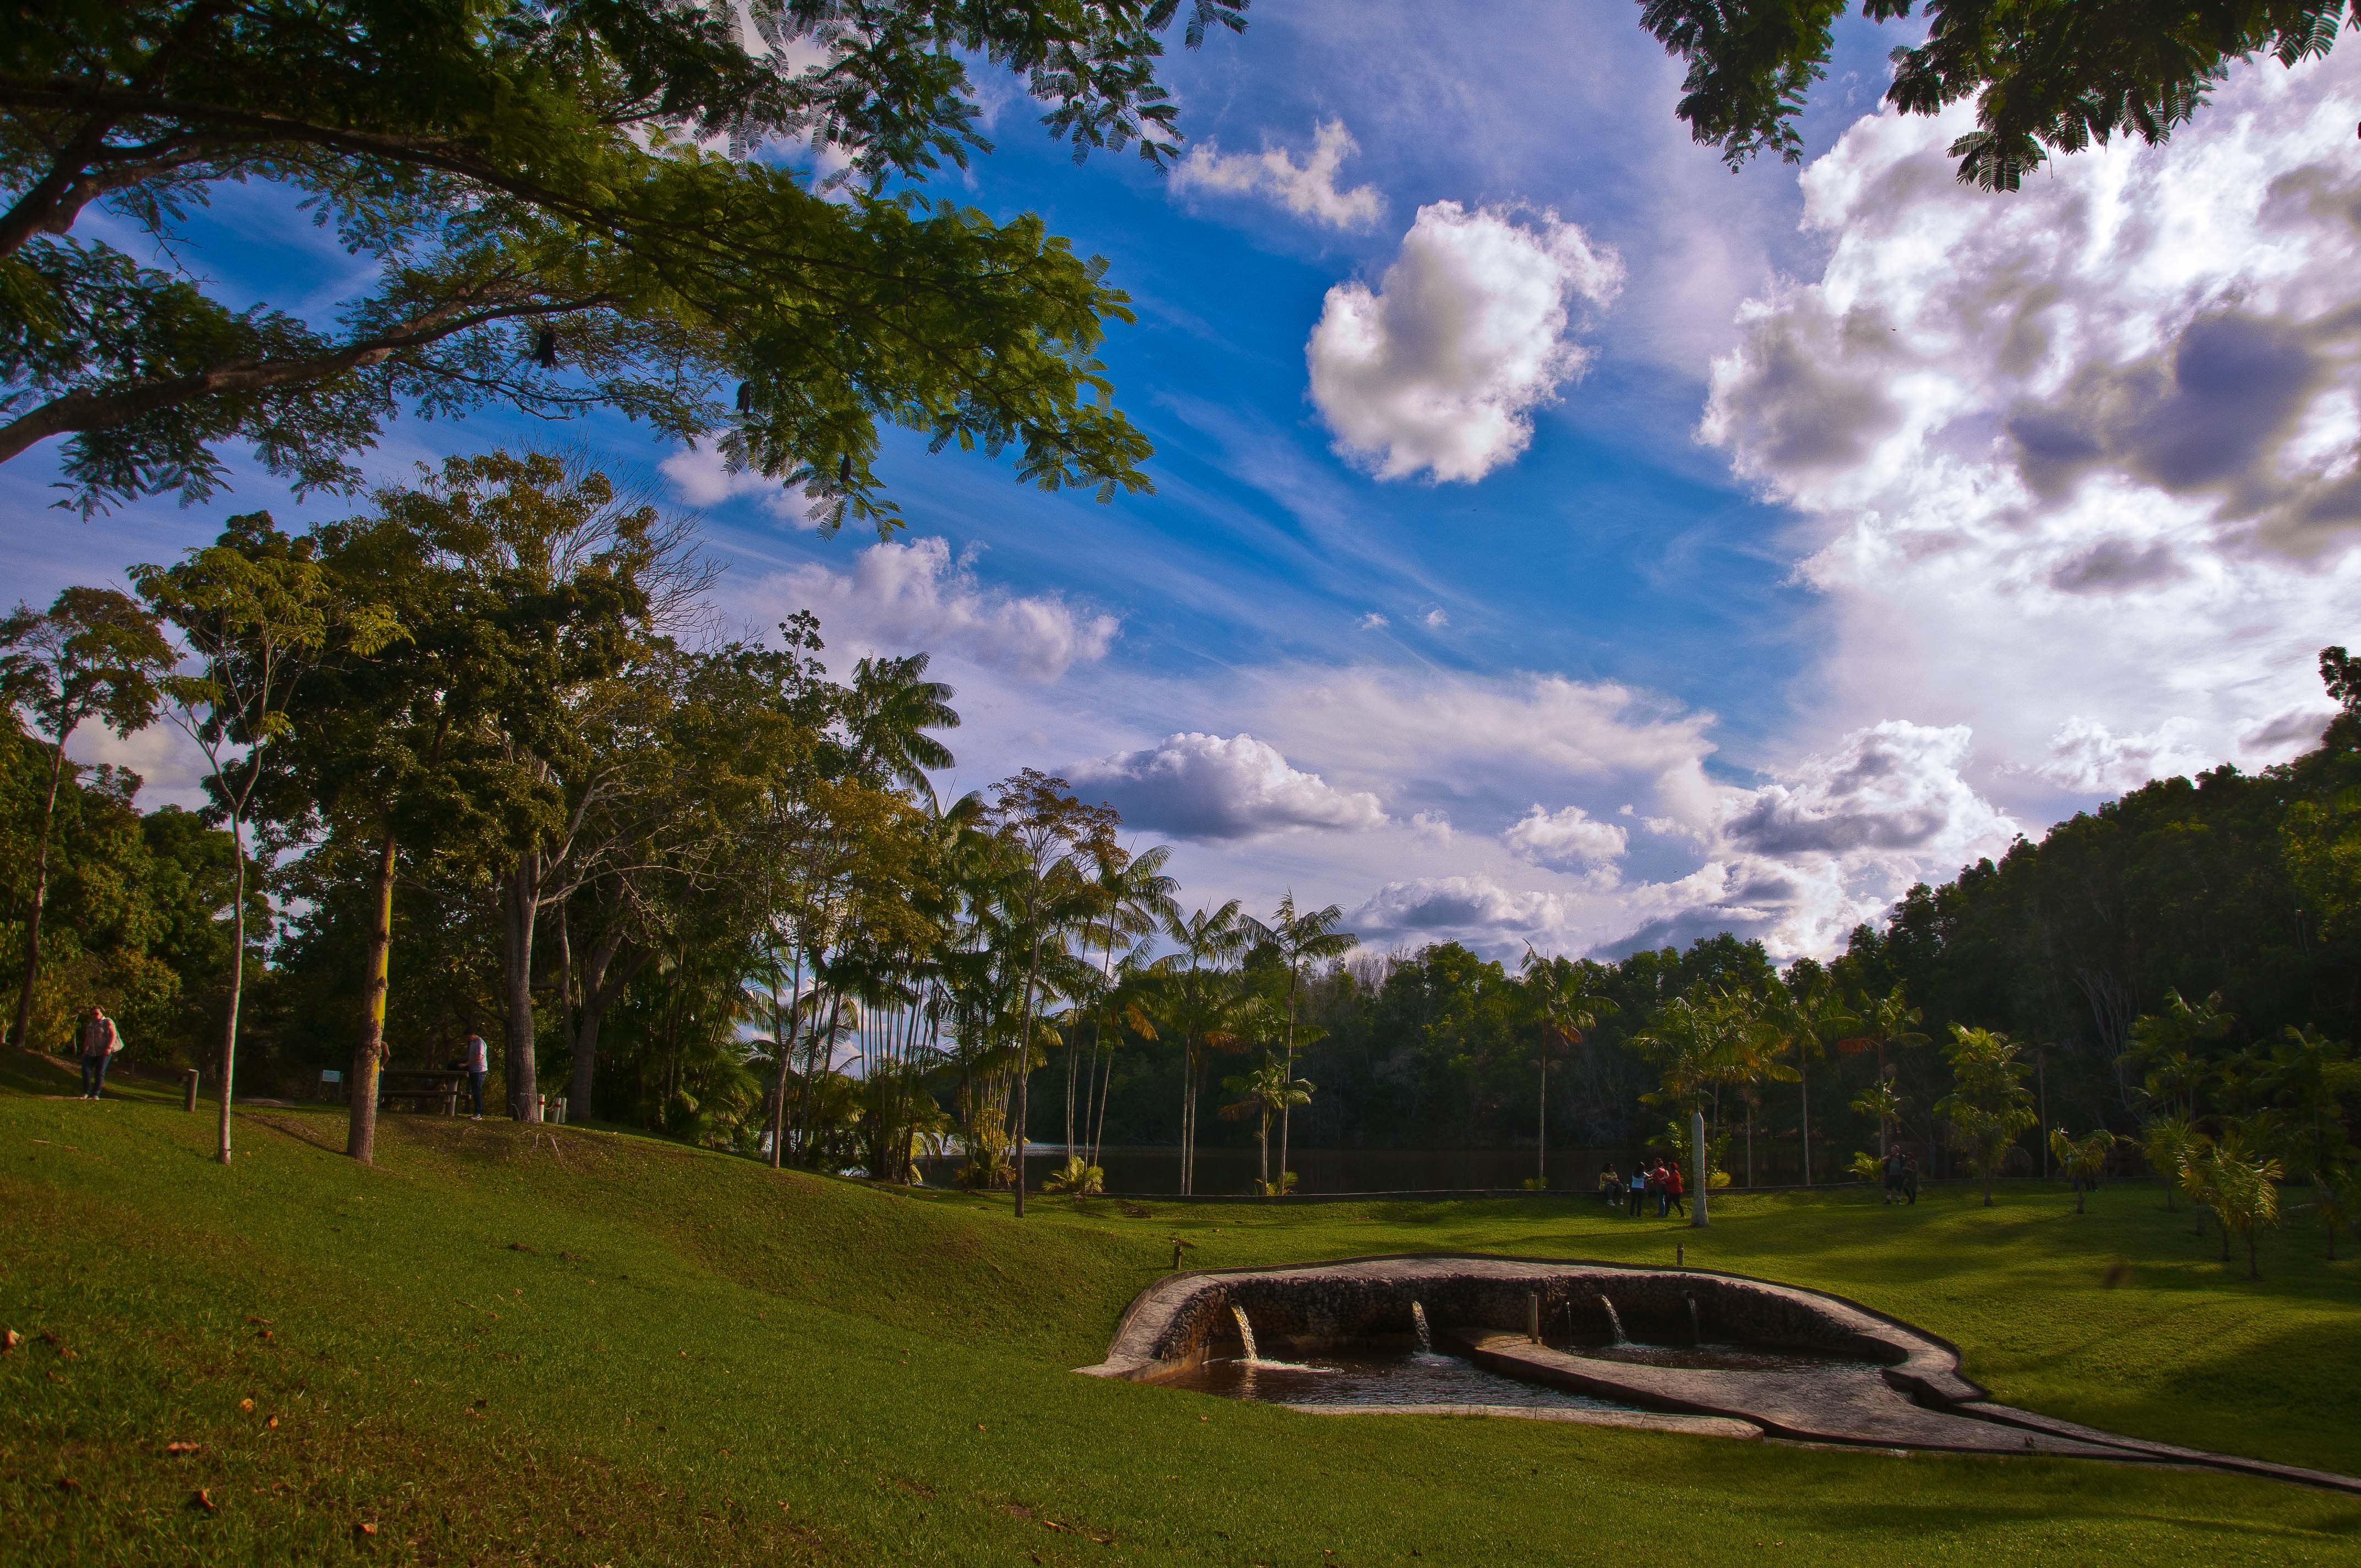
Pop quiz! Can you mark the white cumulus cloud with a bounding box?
[1502,803,1629,869]
[1308,200,1624,483]
[1170,118,1384,230]
[1723,721,2014,860]
[1353,874,1576,943]
[751,537,1117,682]
[1069,731,1386,841]
[2028,716,2210,794]
[1701,52,2361,792]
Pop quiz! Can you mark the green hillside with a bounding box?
[7,1060,2360,1566]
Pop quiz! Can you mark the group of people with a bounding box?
[1880,1147,1921,1205]
[1597,1157,1686,1218]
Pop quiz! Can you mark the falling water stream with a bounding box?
[1231,1305,1260,1365]
[1601,1297,1626,1345]
[1411,1301,1433,1354]
[1686,1295,1702,1344]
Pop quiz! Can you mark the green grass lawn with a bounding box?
[7,1053,2361,1566]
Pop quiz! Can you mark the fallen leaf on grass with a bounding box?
[355,1522,378,1538]
[238,1398,254,1412]
[1004,1504,1035,1520]
[265,1416,279,1430]
[3,1328,20,1353]
[165,1441,202,1456]
[190,1488,217,1512]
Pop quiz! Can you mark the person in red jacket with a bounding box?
[1662,1157,1687,1219]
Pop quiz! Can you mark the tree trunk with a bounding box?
[9,737,68,1049]
[215,814,247,1166]
[1279,970,1297,1191]
[1536,1059,1547,1190]
[1799,1054,1811,1187]
[564,926,636,1124]
[346,827,398,1163]
[499,853,542,1122]
[770,944,803,1169]
[1013,929,1042,1218]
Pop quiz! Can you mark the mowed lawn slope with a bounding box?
[5,1057,2359,1567]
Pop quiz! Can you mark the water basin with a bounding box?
[1549,1338,1887,1374]
[1157,1348,1645,1411]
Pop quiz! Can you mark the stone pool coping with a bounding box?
[1277,1402,1760,1438]
[1079,1252,2361,1494]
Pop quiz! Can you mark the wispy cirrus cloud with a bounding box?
[1170,118,1384,230]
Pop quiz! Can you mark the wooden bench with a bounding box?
[378,1068,464,1116]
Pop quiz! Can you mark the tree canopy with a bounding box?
[1638,1,2353,189]
[0,0,1248,519]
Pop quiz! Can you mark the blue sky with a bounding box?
[14,3,2361,961]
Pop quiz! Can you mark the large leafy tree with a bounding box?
[1,0,1247,519]
[0,586,171,1048]
[1639,1,2352,190]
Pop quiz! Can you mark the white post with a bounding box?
[1691,1108,1710,1228]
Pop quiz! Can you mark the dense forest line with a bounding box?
[8,478,2359,1213]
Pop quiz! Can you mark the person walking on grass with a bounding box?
[1630,1163,1649,1218]
[77,1004,122,1099]
[463,1031,488,1120]
[1664,1157,1687,1219]
[1901,1151,1919,1206]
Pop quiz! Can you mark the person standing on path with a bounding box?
[1664,1157,1687,1219]
[77,1004,122,1099]
[463,1031,488,1119]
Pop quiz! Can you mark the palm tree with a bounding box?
[2126,988,2235,1121]
[1243,894,1357,1188]
[1220,1055,1314,1194]
[2140,1112,2197,1212]
[1837,986,1928,1159]
[1935,1025,2036,1207]
[1518,950,1617,1191]
[982,770,1114,1217]
[1154,900,1248,1196]
[2048,1126,2118,1213]
[1767,973,1854,1186]
[1071,841,1178,1160]
[2206,1128,2284,1280]
[841,652,959,804]
[1085,944,1163,1170]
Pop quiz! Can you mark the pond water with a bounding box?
[1548,1338,1887,1374]
[1157,1349,1642,1411]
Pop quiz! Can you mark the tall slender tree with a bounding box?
[1246,893,1357,1188]
[132,514,399,1163]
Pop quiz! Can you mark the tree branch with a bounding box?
[0,291,617,464]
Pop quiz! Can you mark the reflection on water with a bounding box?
[1160,1349,1641,1411]
[1549,1338,1885,1374]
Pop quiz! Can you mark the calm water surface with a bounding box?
[1160,1349,1641,1411]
